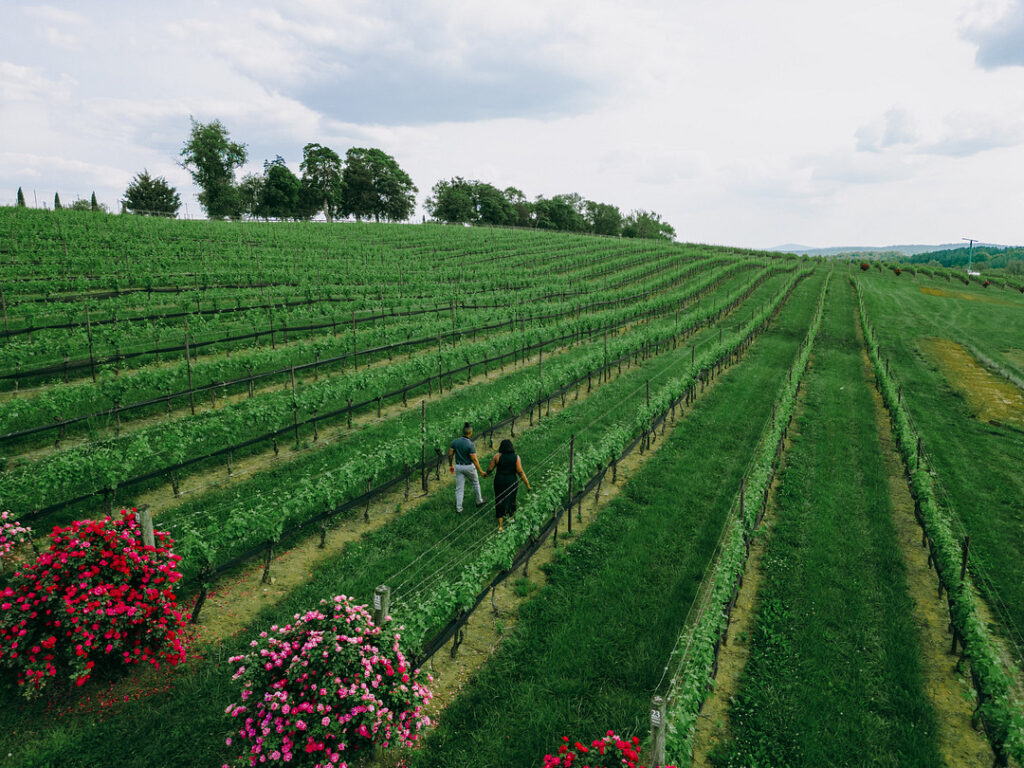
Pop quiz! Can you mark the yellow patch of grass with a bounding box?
[920,337,1024,428]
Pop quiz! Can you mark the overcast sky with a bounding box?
[1,0,1022,248]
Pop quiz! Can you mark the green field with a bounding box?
[0,209,1021,767]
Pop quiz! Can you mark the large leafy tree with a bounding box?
[340,147,417,222]
[473,182,514,225]
[122,170,182,216]
[622,209,676,240]
[179,118,247,219]
[237,173,265,219]
[299,143,343,221]
[260,156,303,220]
[425,177,476,223]
[534,194,586,232]
[585,200,622,236]
[504,187,534,227]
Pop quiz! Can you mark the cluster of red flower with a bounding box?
[0,509,187,697]
[542,731,676,768]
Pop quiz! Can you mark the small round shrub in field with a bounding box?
[0,509,186,697]
[223,595,432,767]
[860,262,870,271]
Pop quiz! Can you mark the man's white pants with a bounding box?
[454,464,483,512]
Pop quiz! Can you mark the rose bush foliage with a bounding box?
[0,509,186,696]
[223,594,432,767]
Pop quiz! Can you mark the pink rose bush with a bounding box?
[0,510,33,564]
[543,732,677,768]
[223,594,432,767]
[0,508,186,697]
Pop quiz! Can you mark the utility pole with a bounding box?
[962,237,978,274]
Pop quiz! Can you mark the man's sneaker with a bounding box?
[476,499,487,508]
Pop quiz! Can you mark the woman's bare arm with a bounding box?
[516,456,530,490]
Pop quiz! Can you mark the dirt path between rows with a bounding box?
[856,305,994,766]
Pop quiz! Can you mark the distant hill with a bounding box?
[770,243,1007,257]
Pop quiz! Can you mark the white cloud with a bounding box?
[961,0,1024,68]
[2,0,1024,246]
[856,109,919,152]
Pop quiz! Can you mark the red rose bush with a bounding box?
[543,732,677,768]
[223,594,432,767]
[0,509,186,697]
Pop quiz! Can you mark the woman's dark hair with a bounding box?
[499,439,515,454]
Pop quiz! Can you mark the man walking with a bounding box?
[448,422,487,513]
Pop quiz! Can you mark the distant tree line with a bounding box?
[905,245,1024,272]
[11,118,676,240]
[425,177,675,240]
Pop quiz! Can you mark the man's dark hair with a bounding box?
[462,422,472,436]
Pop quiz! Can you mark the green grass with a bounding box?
[0,273,813,768]
[410,273,824,768]
[710,280,942,767]
[857,270,1024,662]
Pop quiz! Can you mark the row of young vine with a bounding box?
[853,277,1024,765]
[654,269,831,766]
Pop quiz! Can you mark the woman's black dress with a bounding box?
[493,453,519,519]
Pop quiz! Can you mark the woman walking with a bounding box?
[487,439,530,531]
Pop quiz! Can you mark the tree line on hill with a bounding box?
[425,178,674,239]
[904,245,1024,273]
[12,118,676,239]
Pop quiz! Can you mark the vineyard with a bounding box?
[0,206,1022,768]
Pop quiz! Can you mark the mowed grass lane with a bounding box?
[412,273,825,768]
[710,281,942,767]
[859,274,1024,662]
[0,273,796,768]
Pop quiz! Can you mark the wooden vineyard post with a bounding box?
[421,400,428,492]
[373,585,391,626]
[438,331,443,395]
[365,479,372,523]
[405,463,411,501]
[261,540,274,584]
[567,434,575,535]
[961,536,970,582]
[137,506,155,548]
[347,398,353,428]
[917,437,922,469]
[184,318,195,414]
[290,366,299,446]
[649,696,667,767]
[352,309,358,369]
[85,305,96,382]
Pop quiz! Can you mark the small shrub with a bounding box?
[223,595,432,767]
[860,262,870,271]
[0,509,186,697]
